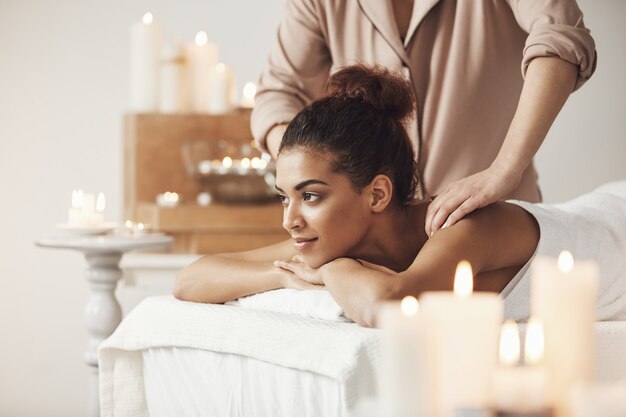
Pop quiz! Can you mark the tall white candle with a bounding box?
[159,41,188,113]
[531,251,599,417]
[377,296,437,417]
[185,31,218,113]
[420,261,503,417]
[129,12,163,112]
[208,63,235,114]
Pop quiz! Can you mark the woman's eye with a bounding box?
[303,192,320,202]
[276,194,289,206]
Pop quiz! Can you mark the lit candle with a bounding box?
[531,251,599,417]
[159,41,188,113]
[90,192,105,226]
[377,296,437,417]
[240,81,256,108]
[68,189,85,226]
[207,62,235,114]
[185,31,218,113]
[492,319,549,413]
[156,191,180,207]
[420,261,503,417]
[129,12,163,112]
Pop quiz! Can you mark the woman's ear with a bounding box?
[368,175,393,213]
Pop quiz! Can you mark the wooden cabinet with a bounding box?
[124,111,287,254]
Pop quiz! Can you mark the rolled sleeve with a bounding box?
[507,0,597,91]
[251,0,332,152]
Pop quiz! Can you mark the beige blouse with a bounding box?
[251,0,597,200]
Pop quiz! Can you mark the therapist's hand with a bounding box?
[425,165,521,237]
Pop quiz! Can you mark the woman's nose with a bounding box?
[282,203,304,232]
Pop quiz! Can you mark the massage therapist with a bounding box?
[250,0,596,236]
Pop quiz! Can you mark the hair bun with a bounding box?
[326,64,415,123]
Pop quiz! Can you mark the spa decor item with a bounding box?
[420,261,503,417]
[185,31,218,113]
[59,190,116,235]
[35,234,173,417]
[129,12,162,112]
[207,63,235,114]
[159,41,187,113]
[377,296,437,417]
[492,319,550,416]
[182,138,276,203]
[531,251,599,417]
[240,81,257,108]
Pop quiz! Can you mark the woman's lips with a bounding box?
[293,237,318,252]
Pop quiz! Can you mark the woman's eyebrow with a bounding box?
[275,179,330,193]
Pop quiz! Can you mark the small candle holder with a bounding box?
[182,138,277,203]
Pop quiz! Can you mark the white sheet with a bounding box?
[142,347,343,417]
[99,295,381,417]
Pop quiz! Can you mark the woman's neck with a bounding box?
[350,201,430,272]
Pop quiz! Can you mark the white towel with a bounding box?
[226,288,351,322]
[503,180,626,321]
[99,296,381,417]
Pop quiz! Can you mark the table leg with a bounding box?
[83,251,124,417]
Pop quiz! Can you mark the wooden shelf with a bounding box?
[124,111,287,254]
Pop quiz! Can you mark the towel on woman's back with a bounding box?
[504,180,626,321]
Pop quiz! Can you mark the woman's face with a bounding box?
[275,149,373,268]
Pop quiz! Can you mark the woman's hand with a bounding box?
[425,165,521,237]
[274,255,326,288]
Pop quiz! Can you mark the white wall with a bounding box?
[0,0,623,416]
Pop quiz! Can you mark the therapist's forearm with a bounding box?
[266,124,289,159]
[492,57,578,177]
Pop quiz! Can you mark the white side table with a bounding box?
[36,234,173,417]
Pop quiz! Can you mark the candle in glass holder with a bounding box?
[377,296,437,417]
[420,261,503,417]
[531,251,598,417]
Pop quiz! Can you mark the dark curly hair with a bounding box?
[279,64,418,206]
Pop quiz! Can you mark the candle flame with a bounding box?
[142,12,153,25]
[557,250,574,273]
[137,222,145,230]
[250,157,262,169]
[241,157,251,169]
[243,82,256,99]
[400,296,419,316]
[525,318,544,365]
[222,156,233,168]
[96,192,105,212]
[164,192,179,203]
[499,320,520,366]
[72,189,84,209]
[125,220,133,229]
[195,31,208,46]
[453,260,473,298]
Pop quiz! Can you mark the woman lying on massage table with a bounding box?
[174,65,626,326]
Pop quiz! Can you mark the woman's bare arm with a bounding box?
[173,239,308,303]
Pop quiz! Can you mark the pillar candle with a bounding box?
[420,261,503,417]
[531,251,599,417]
[185,31,218,113]
[377,296,438,417]
[159,41,188,113]
[492,319,548,413]
[207,63,235,114]
[129,12,163,112]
